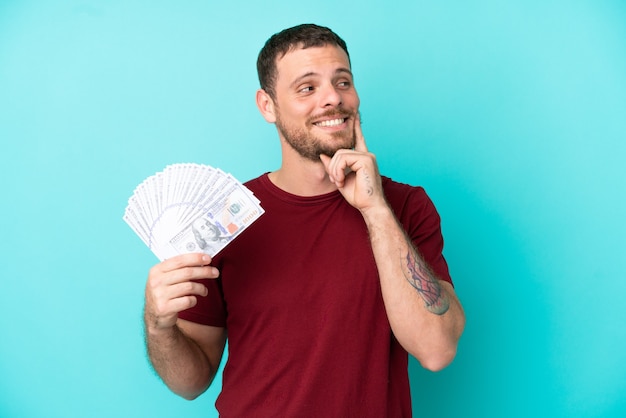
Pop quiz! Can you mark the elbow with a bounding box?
[170,380,211,401]
[420,311,465,372]
[417,346,458,372]
[408,330,463,372]
[416,331,464,372]
[169,367,218,401]
[175,387,207,401]
[180,392,202,401]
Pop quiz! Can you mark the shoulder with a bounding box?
[382,176,433,211]
[243,173,268,191]
[382,176,442,232]
[241,173,273,201]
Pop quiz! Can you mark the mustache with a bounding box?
[308,108,355,123]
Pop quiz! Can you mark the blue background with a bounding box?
[1,1,625,417]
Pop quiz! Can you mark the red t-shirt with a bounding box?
[179,174,452,417]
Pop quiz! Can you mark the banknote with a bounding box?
[167,183,264,259]
[123,163,264,261]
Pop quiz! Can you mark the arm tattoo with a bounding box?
[405,251,450,315]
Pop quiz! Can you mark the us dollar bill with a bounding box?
[124,163,264,261]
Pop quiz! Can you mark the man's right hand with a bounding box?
[144,253,219,332]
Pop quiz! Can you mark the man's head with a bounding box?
[256,24,359,162]
[257,24,350,101]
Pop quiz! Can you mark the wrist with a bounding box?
[145,314,180,339]
[360,202,395,226]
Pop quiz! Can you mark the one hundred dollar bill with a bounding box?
[123,163,264,261]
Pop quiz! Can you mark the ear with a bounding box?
[256,89,277,123]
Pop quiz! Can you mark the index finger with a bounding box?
[159,252,212,273]
[353,113,368,153]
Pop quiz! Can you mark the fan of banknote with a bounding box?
[123,163,264,261]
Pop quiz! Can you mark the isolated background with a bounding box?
[1,1,625,417]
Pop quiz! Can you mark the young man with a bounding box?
[143,24,465,416]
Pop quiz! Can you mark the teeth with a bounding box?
[316,118,345,127]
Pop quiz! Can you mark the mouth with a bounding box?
[313,117,347,128]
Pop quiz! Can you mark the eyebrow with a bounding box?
[290,67,353,89]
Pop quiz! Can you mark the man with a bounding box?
[143,24,465,416]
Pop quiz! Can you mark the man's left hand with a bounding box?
[320,115,386,213]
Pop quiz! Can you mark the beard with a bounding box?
[275,108,357,162]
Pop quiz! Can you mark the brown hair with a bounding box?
[257,24,350,99]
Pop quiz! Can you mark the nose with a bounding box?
[320,83,342,108]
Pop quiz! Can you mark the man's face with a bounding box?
[271,44,360,161]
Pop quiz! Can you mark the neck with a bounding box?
[268,147,337,197]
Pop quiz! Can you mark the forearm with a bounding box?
[145,323,216,400]
[362,204,465,371]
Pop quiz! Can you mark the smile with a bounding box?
[314,118,346,127]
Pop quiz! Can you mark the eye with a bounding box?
[298,85,314,93]
[337,80,352,89]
